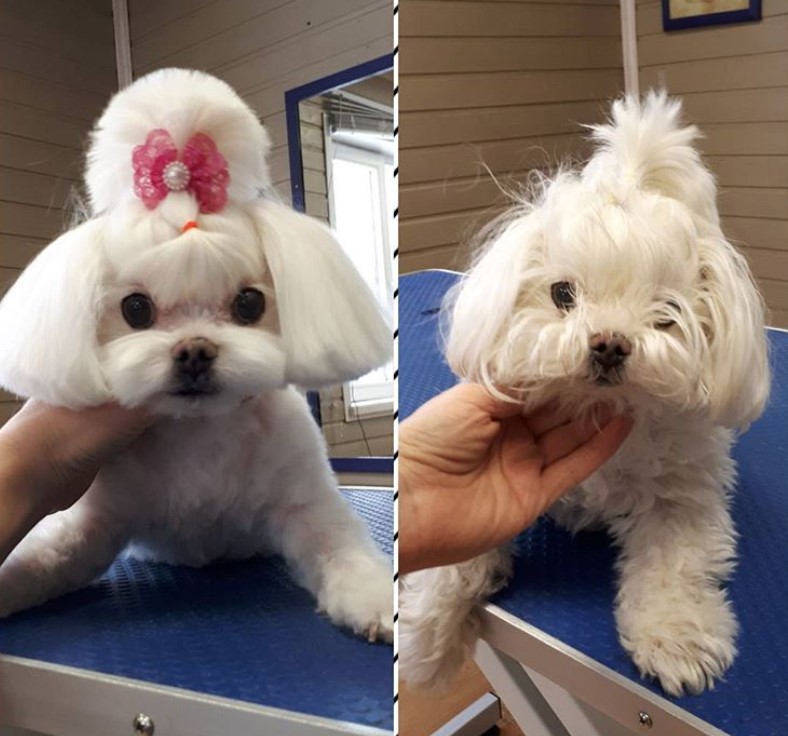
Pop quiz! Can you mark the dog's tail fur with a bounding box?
[399,547,512,691]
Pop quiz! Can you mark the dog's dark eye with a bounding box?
[551,281,576,311]
[232,288,266,325]
[656,300,680,330]
[121,293,155,329]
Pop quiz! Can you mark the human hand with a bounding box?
[0,401,153,563]
[399,383,634,572]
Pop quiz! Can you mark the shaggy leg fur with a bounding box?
[399,547,511,690]
[0,498,128,617]
[266,482,393,643]
[613,493,737,696]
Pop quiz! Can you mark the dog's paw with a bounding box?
[620,596,737,696]
[318,553,393,644]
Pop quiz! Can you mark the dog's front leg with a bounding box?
[399,546,512,691]
[0,492,129,617]
[267,485,393,643]
[613,491,737,696]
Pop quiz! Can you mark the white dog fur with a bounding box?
[0,68,393,641]
[399,92,769,696]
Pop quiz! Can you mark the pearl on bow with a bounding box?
[162,161,191,191]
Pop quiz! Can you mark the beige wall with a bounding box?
[129,0,391,200]
[399,0,624,274]
[0,0,116,424]
[637,0,788,327]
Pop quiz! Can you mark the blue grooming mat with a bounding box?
[400,269,788,736]
[0,489,393,731]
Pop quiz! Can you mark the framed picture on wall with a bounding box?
[662,0,761,31]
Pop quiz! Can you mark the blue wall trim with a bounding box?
[330,457,394,474]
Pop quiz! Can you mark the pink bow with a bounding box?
[132,129,230,214]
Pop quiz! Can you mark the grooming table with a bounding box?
[0,489,393,736]
[400,269,788,736]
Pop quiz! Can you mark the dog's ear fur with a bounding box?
[250,200,391,388]
[0,218,111,407]
[446,212,541,384]
[584,91,718,223]
[697,235,769,428]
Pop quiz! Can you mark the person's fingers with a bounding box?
[541,415,634,504]
[522,401,565,435]
[496,415,540,469]
[79,403,153,440]
[527,403,614,438]
[448,382,525,421]
[5,401,154,469]
[536,409,617,466]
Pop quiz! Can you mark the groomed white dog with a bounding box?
[400,93,769,695]
[0,68,393,641]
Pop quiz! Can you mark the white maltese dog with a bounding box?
[400,92,769,695]
[0,68,393,642]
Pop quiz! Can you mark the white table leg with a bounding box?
[523,666,639,736]
[473,640,570,736]
[475,639,647,736]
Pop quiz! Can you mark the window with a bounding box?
[326,128,395,420]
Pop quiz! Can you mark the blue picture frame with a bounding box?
[284,54,394,477]
[662,0,761,31]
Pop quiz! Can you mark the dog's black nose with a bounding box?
[590,332,631,370]
[172,337,218,379]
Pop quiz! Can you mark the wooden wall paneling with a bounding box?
[0,166,75,210]
[0,10,115,69]
[0,202,69,241]
[398,133,589,185]
[400,2,620,38]
[400,100,607,149]
[0,0,113,42]
[400,36,622,74]
[135,1,388,78]
[0,101,92,150]
[400,0,624,272]
[0,234,48,269]
[129,0,218,41]
[0,135,83,180]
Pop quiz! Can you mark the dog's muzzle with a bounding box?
[589,332,631,385]
[168,337,220,397]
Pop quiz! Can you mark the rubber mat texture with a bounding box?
[0,489,393,731]
[400,269,788,736]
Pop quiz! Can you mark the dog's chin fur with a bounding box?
[400,92,770,697]
[0,69,393,642]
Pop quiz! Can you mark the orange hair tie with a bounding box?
[181,220,199,233]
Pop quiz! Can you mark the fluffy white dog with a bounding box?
[0,68,393,641]
[400,93,769,695]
